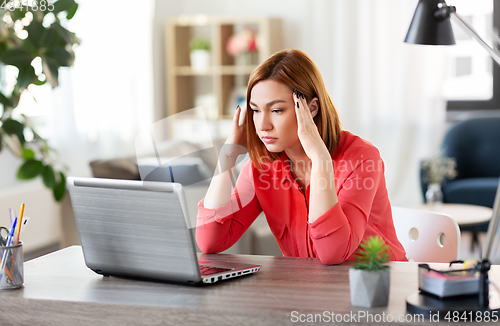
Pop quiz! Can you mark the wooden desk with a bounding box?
[0,246,499,325]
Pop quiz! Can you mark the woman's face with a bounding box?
[249,80,299,153]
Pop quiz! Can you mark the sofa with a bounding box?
[420,117,500,251]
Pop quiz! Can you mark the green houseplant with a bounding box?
[189,37,211,72]
[189,38,210,52]
[349,236,391,307]
[0,0,80,201]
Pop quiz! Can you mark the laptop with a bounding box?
[67,177,261,285]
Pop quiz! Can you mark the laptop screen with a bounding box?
[67,177,201,283]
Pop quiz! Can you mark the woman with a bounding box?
[196,49,406,264]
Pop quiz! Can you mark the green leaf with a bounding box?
[33,78,46,86]
[22,148,35,160]
[53,171,66,201]
[25,20,44,48]
[44,46,74,67]
[42,165,56,188]
[10,89,22,109]
[0,48,34,69]
[9,7,29,22]
[0,42,7,59]
[26,21,66,49]
[40,28,62,48]
[2,118,24,136]
[51,22,80,46]
[41,56,59,88]
[353,236,390,271]
[52,0,77,16]
[66,2,78,20]
[17,64,37,89]
[0,91,14,109]
[17,159,44,179]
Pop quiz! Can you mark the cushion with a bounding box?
[443,177,499,208]
[137,156,211,186]
[443,117,500,179]
[89,157,140,180]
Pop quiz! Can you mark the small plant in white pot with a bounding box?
[189,38,211,72]
[349,236,391,307]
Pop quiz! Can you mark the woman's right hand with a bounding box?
[222,105,248,158]
[205,105,248,208]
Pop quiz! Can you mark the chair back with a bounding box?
[392,206,461,263]
[443,117,500,179]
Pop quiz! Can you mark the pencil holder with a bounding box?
[0,242,24,290]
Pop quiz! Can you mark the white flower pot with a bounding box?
[349,268,390,307]
[190,50,211,72]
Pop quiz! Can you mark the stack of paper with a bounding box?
[420,270,480,298]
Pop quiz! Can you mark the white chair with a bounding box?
[392,206,461,263]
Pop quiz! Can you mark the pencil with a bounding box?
[16,203,25,245]
[0,257,14,281]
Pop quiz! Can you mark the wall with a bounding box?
[0,150,23,189]
[152,0,449,207]
[152,0,336,122]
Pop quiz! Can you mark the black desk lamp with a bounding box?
[405,0,500,65]
[404,0,500,318]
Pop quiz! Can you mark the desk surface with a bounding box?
[409,203,493,226]
[1,246,499,325]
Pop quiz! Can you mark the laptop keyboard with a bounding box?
[199,265,231,276]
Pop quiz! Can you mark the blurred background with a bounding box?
[1,0,499,262]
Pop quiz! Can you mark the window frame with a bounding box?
[447,0,500,113]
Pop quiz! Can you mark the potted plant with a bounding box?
[226,27,258,65]
[349,236,391,307]
[189,38,211,72]
[421,152,457,204]
[0,1,80,201]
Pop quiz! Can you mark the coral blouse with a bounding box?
[196,131,407,265]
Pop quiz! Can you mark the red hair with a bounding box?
[246,49,342,169]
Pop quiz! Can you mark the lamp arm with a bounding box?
[449,11,500,66]
[483,177,500,261]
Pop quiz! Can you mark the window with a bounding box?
[446,0,500,113]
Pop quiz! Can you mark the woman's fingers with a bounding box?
[233,105,241,126]
[227,105,247,149]
[238,104,247,126]
[293,90,313,126]
[233,105,247,127]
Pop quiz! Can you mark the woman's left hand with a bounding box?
[293,90,330,161]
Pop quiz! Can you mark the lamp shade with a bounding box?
[405,0,455,45]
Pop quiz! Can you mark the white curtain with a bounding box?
[48,0,155,177]
[154,0,449,206]
[308,0,449,206]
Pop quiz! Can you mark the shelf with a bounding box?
[173,115,234,121]
[165,15,282,138]
[173,65,257,76]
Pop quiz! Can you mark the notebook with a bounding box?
[67,177,261,285]
[420,270,480,297]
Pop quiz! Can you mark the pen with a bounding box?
[0,217,17,283]
[8,208,15,225]
[16,203,25,245]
